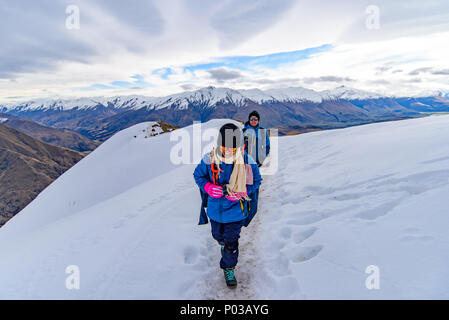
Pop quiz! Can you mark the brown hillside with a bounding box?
[0,124,84,226]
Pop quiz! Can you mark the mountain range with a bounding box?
[2,85,449,140]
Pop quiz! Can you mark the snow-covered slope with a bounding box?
[1,115,449,299]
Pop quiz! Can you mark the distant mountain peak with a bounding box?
[320,86,382,100]
[415,89,449,98]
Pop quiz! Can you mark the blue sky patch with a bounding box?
[152,68,173,79]
[183,44,333,73]
[72,74,151,91]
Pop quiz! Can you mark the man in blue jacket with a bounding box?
[193,123,262,288]
[242,110,270,226]
[243,110,270,168]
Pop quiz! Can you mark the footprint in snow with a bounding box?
[278,227,292,239]
[355,199,402,220]
[268,253,291,277]
[293,227,317,244]
[289,245,323,263]
[269,239,287,251]
[183,246,199,265]
[277,277,300,299]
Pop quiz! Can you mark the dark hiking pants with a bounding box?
[210,219,244,269]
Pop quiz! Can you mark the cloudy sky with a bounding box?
[1,0,449,102]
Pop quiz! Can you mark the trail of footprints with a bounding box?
[258,165,324,299]
[271,164,323,262]
[270,226,322,262]
[184,149,449,298]
[180,155,449,298]
[265,159,449,276]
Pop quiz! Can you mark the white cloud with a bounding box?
[1,0,449,102]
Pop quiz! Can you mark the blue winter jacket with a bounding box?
[193,152,262,224]
[243,122,270,165]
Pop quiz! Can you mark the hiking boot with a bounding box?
[223,268,237,288]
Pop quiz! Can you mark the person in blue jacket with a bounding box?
[243,110,270,167]
[193,123,262,288]
[242,110,270,227]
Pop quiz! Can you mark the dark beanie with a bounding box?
[217,123,242,148]
[248,110,260,121]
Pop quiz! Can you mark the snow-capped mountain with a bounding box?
[265,87,324,103]
[2,86,448,114]
[319,85,383,100]
[412,89,449,98]
[2,85,449,142]
[1,95,156,112]
[1,115,449,299]
[150,86,250,110]
[436,90,449,98]
[1,85,383,113]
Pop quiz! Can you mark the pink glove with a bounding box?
[226,191,247,201]
[204,182,223,198]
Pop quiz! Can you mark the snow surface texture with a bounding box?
[1,115,449,299]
